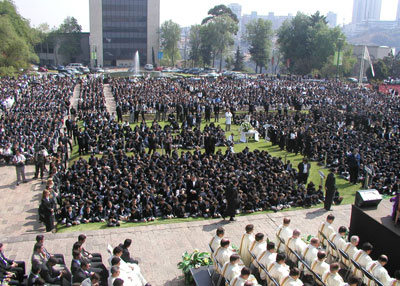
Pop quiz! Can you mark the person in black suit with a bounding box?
[39,190,55,232]
[72,260,91,285]
[0,243,25,282]
[223,179,240,221]
[324,169,337,211]
[77,235,103,263]
[297,158,311,185]
[119,239,139,264]
[27,264,44,286]
[40,257,70,286]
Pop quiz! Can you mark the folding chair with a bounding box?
[338,249,352,280]
[362,267,384,286]
[208,244,218,286]
[350,258,364,279]
[250,250,280,286]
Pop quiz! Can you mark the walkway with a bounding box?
[104,84,116,115]
[1,203,351,286]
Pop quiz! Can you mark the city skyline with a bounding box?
[13,0,399,32]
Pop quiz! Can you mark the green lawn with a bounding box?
[61,113,361,233]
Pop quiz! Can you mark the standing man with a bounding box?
[33,146,48,181]
[223,178,240,222]
[297,158,311,185]
[12,150,27,186]
[347,149,361,185]
[324,169,337,211]
[225,109,233,132]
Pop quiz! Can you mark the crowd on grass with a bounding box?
[0,74,399,228]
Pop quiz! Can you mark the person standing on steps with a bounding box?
[324,169,337,211]
[12,149,27,186]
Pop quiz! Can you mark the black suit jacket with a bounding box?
[0,251,12,271]
[73,268,90,284]
[70,259,81,276]
[27,273,43,286]
[40,263,61,284]
[119,244,137,264]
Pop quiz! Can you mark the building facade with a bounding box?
[326,12,338,28]
[397,0,400,21]
[89,0,160,67]
[352,0,382,23]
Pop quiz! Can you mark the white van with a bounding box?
[66,63,84,69]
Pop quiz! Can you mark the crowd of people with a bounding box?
[0,234,149,286]
[209,215,400,286]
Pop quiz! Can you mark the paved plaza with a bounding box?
[0,164,352,286]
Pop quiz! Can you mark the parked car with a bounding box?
[38,67,48,72]
[79,67,90,74]
[66,63,84,69]
[144,64,154,71]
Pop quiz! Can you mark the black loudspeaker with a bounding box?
[355,189,382,208]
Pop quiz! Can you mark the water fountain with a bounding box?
[133,50,140,75]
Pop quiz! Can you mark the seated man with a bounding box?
[0,243,25,282]
[35,235,65,266]
[82,273,100,286]
[214,239,235,268]
[301,237,320,271]
[72,260,92,284]
[285,229,307,267]
[280,267,303,286]
[275,217,293,253]
[238,224,255,267]
[366,255,392,286]
[343,236,359,268]
[31,243,47,267]
[210,227,225,253]
[249,233,267,270]
[307,251,329,284]
[63,206,80,227]
[71,250,108,285]
[317,214,336,248]
[109,256,147,286]
[322,263,344,286]
[353,242,373,277]
[40,257,71,286]
[258,242,277,282]
[119,239,139,265]
[329,226,347,260]
[269,253,290,285]
[27,264,44,286]
[231,267,259,286]
[221,254,243,283]
[78,234,103,263]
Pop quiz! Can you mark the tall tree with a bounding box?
[201,4,239,26]
[188,25,202,67]
[367,60,388,82]
[233,46,245,71]
[245,18,273,73]
[56,17,82,64]
[0,0,39,75]
[160,20,181,66]
[201,5,238,71]
[277,12,347,75]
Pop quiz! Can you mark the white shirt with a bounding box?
[239,233,255,267]
[322,272,345,286]
[210,235,222,253]
[353,250,372,277]
[318,221,335,247]
[281,276,304,286]
[231,274,259,286]
[286,237,307,263]
[214,247,234,267]
[221,262,243,282]
[367,261,392,286]
[330,233,347,257]
[269,262,290,284]
[309,259,330,279]
[343,243,358,267]
[258,251,277,280]
[225,112,233,125]
[302,244,319,271]
[250,241,267,268]
[276,225,293,253]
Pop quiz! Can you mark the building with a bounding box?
[36,33,90,67]
[89,0,160,67]
[352,0,382,23]
[351,44,394,76]
[228,3,242,19]
[326,12,337,28]
[397,0,400,21]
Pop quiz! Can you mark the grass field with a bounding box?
[59,113,361,233]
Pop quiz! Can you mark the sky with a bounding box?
[13,0,399,32]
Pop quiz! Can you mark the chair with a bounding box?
[362,267,384,286]
[208,243,218,286]
[338,249,352,280]
[319,231,339,262]
[249,250,280,286]
[350,258,364,279]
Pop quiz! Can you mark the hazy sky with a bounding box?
[13,0,399,32]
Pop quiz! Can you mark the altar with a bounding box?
[240,130,259,143]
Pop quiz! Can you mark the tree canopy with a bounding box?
[160,20,181,66]
[0,0,39,75]
[277,11,348,75]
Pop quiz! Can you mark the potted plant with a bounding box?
[177,249,213,286]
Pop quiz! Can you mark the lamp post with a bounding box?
[336,37,344,80]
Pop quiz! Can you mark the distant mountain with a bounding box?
[348,29,400,52]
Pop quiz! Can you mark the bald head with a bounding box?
[283,217,291,225]
[292,229,301,237]
[310,237,320,247]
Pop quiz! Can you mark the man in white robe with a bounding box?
[249,233,267,269]
[322,263,345,286]
[210,227,225,253]
[238,224,255,267]
[268,253,290,285]
[280,268,303,286]
[352,243,373,278]
[317,214,336,248]
[258,242,277,281]
[366,255,392,286]
[275,217,293,253]
[221,254,243,283]
[285,229,307,266]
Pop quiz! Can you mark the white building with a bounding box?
[352,0,382,23]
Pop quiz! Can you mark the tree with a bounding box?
[233,46,245,71]
[160,20,181,66]
[245,18,273,73]
[188,25,202,67]
[0,0,39,75]
[319,43,356,78]
[277,12,347,75]
[201,4,239,26]
[56,17,82,64]
[382,51,400,79]
[367,60,388,82]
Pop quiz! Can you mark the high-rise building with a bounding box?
[89,0,160,67]
[228,3,242,19]
[397,0,400,21]
[352,0,382,23]
[326,11,338,27]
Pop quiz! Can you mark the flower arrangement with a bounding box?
[240,121,253,132]
[177,250,213,285]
